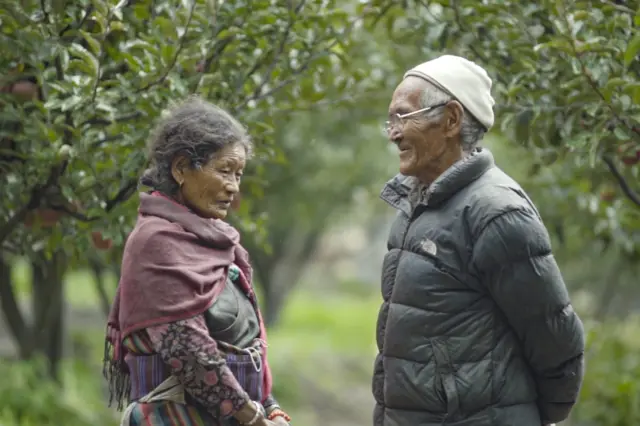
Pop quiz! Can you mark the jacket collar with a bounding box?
[381,147,495,214]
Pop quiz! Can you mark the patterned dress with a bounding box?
[123,266,276,425]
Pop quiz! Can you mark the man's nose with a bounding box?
[389,126,402,143]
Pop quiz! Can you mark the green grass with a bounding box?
[269,289,380,356]
[11,256,379,358]
[6,259,380,425]
[10,256,381,376]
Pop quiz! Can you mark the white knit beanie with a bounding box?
[403,55,495,130]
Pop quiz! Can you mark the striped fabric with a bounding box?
[124,332,170,402]
[128,401,212,426]
[122,331,264,426]
[224,352,263,403]
[126,353,170,401]
[123,332,224,425]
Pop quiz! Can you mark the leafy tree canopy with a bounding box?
[362,0,640,253]
[0,0,378,260]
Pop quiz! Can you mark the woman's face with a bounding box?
[172,143,246,220]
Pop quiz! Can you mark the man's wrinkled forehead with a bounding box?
[389,77,429,115]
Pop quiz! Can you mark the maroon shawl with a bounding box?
[104,192,272,409]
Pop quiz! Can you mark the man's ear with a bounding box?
[443,100,464,138]
[171,155,189,186]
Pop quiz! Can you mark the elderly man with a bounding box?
[372,55,585,426]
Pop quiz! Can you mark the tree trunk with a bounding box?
[261,227,323,326]
[31,251,66,381]
[0,254,33,358]
[89,256,111,317]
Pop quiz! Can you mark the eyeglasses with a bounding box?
[383,102,448,137]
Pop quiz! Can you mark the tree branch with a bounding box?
[450,0,510,86]
[0,203,33,243]
[233,11,364,112]
[39,0,51,34]
[190,35,236,93]
[602,0,635,14]
[105,178,138,211]
[91,134,122,148]
[54,56,74,159]
[89,257,111,317]
[559,0,640,140]
[203,35,235,72]
[81,111,143,127]
[50,177,139,222]
[58,4,94,36]
[236,0,306,98]
[135,0,197,93]
[366,0,396,29]
[602,155,640,207]
[191,2,252,94]
[0,163,62,243]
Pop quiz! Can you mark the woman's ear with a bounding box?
[444,100,464,137]
[171,155,189,187]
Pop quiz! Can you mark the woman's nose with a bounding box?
[226,178,240,194]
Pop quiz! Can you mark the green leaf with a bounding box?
[624,32,640,69]
[91,0,109,17]
[80,30,102,56]
[624,82,640,104]
[533,38,573,54]
[68,43,99,78]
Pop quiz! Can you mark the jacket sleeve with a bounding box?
[262,394,280,412]
[147,316,250,419]
[471,207,585,424]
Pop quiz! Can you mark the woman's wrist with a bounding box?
[264,403,280,415]
[267,407,291,423]
[233,400,263,425]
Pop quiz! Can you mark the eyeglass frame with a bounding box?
[383,102,449,136]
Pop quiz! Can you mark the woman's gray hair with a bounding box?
[140,96,253,195]
[419,81,486,152]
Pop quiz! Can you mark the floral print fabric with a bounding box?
[146,316,250,418]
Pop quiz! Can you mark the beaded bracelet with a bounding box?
[267,408,292,422]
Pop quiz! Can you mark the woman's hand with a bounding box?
[270,416,289,426]
[235,401,268,425]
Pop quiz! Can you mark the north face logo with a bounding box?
[420,238,438,256]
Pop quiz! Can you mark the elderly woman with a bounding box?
[104,97,291,426]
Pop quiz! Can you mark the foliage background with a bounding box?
[1,0,640,425]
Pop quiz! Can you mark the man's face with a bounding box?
[387,77,462,182]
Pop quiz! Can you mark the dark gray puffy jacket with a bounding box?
[372,149,585,426]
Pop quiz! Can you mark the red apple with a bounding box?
[621,150,640,166]
[23,208,63,228]
[91,231,113,250]
[10,81,38,102]
[600,189,616,202]
[39,209,63,226]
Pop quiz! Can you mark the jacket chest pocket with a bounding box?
[431,339,461,419]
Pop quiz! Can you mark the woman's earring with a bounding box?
[178,180,184,188]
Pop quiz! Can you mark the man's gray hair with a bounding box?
[419,81,486,152]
